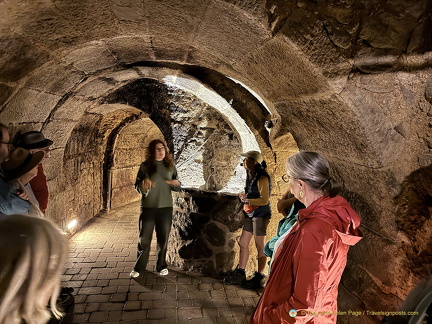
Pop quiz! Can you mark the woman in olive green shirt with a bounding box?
[130,139,180,278]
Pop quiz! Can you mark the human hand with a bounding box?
[16,189,29,201]
[277,196,296,215]
[142,178,155,191]
[239,193,247,203]
[165,179,180,187]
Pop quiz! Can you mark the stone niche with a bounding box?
[168,188,244,276]
[104,78,244,193]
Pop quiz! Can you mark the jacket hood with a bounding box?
[299,195,363,246]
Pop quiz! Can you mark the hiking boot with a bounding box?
[242,272,265,290]
[222,269,246,285]
[60,287,74,295]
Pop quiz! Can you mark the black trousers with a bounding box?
[134,207,173,272]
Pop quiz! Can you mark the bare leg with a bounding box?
[238,230,253,269]
[254,235,267,273]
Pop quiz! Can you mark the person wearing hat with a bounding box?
[13,132,75,317]
[0,124,32,216]
[1,147,45,217]
[14,131,53,213]
[223,150,271,290]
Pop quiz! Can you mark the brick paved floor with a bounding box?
[60,201,261,324]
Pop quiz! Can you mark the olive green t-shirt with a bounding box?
[135,160,180,208]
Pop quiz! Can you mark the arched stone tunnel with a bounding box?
[1,0,432,322]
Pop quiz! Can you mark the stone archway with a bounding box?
[1,0,431,318]
[54,105,143,229]
[109,116,164,210]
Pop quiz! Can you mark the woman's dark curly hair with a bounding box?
[144,139,174,176]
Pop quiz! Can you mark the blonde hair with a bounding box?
[0,215,68,324]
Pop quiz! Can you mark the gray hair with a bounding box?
[286,151,341,197]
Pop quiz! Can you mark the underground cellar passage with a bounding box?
[0,0,432,323]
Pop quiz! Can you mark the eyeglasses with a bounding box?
[281,174,290,183]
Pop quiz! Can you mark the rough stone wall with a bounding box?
[168,189,244,275]
[335,70,432,314]
[168,86,243,191]
[271,68,432,318]
[48,105,143,229]
[0,0,431,319]
[395,166,432,278]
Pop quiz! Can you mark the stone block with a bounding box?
[73,77,118,99]
[0,32,51,82]
[189,212,211,226]
[123,301,142,311]
[153,40,190,62]
[111,167,136,189]
[274,96,381,168]
[203,222,226,247]
[0,88,61,124]
[51,97,93,122]
[121,310,148,320]
[178,237,212,259]
[194,1,270,65]
[233,36,329,102]
[43,120,78,149]
[39,149,64,182]
[215,251,237,272]
[213,199,243,232]
[111,186,140,210]
[62,42,118,74]
[110,0,144,20]
[185,46,225,71]
[359,12,414,51]
[24,61,85,95]
[178,307,202,319]
[104,68,141,83]
[0,83,14,107]
[145,0,210,59]
[114,148,145,167]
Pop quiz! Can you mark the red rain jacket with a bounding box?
[250,195,362,324]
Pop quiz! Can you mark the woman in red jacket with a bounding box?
[250,151,362,324]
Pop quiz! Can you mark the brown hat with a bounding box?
[15,131,53,150]
[1,148,44,182]
[240,150,263,163]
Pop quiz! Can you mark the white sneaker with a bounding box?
[130,270,141,278]
[159,268,169,276]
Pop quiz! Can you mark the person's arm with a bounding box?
[134,163,151,194]
[166,166,181,191]
[247,176,269,206]
[281,188,291,200]
[0,180,31,215]
[263,219,333,323]
[277,196,296,215]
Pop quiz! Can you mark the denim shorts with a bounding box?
[243,217,270,236]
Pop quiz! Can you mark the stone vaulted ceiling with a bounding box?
[0,0,432,321]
